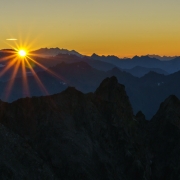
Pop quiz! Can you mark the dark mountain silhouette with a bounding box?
[48,53,180,74]
[49,61,106,92]
[91,53,127,66]
[1,60,180,119]
[146,95,180,179]
[0,77,140,179]
[0,49,179,82]
[1,49,180,119]
[0,62,133,102]
[53,54,116,71]
[106,69,172,119]
[0,61,107,102]
[107,67,138,86]
[2,48,180,74]
[27,53,115,72]
[126,71,180,119]
[91,54,180,73]
[0,77,180,179]
[123,66,168,77]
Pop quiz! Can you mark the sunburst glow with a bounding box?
[1,36,65,101]
[18,50,27,57]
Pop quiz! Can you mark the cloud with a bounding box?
[6,38,18,41]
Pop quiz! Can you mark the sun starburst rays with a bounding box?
[0,57,18,77]
[21,57,30,97]
[25,58,49,95]
[27,56,64,81]
[0,40,65,100]
[4,58,21,100]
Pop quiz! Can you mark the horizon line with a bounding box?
[0,47,180,59]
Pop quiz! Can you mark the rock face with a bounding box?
[0,76,179,179]
[0,124,55,180]
[95,76,134,128]
[151,95,180,128]
[147,95,180,180]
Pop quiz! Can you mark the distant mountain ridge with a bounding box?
[148,54,179,61]
[1,48,180,62]
[123,66,168,77]
[2,47,180,73]
[1,48,180,120]
[31,47,83,57]
[1,60,180,119]
[91,54,180,73]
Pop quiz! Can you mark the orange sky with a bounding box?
[1,0,180,57]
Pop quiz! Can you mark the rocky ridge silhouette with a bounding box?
[0,77,179,179]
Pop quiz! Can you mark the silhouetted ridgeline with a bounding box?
[0,76,179,179]
[1,51,180,119]
[91,54,180,73]
[1,61,180,119]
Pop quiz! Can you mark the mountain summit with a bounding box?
[0,76,139,179]
[32,47,83,57]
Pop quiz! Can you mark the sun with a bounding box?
[0,38,62,101]
[18,50,27,57]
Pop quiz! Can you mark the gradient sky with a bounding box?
[0,0,180,57]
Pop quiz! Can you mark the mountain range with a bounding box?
[148,54,179,61]
[91,54,180,73]
[0,48,180,178]
[1,48,180,120]
[32,47,83,57]
[0,59,179,119]
[0,76,179,179]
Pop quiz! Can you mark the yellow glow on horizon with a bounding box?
[1,0,180,58]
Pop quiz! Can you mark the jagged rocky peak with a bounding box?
[136,111,146,122]
[147,96,180,179]
[95,76,126,102]
[60,86,83,97]
[159,95,180,110]
[152,95,180,129]
[1,75,180,179]
[91,53,99,57]
[94,76,131,107]
[95,76,134,124]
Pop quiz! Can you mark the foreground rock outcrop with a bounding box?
[0,76,179,179]
[147,95,180,180]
